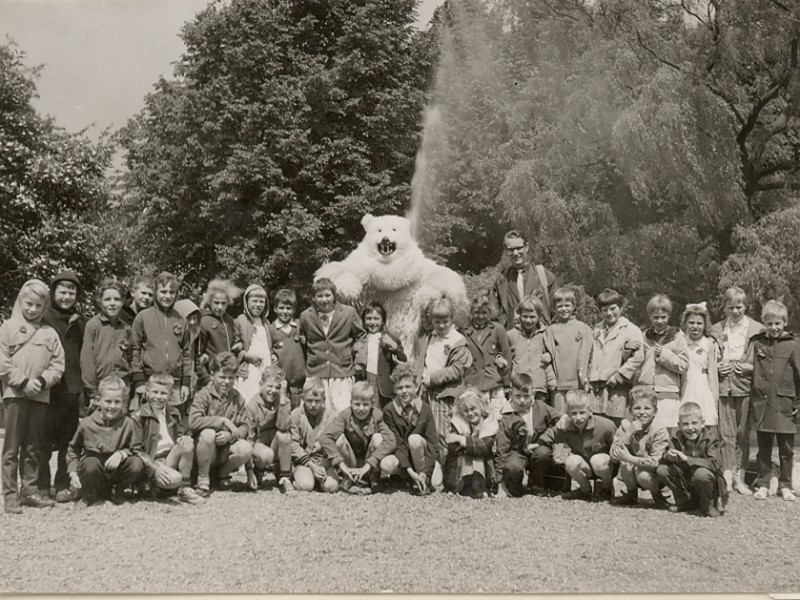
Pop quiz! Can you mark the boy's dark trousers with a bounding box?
[502,446,553,496]
[77,453,144,501]
[37,389,80,493]
[656,463,716,510]
[756,431,794,488]
[2,398,48,501]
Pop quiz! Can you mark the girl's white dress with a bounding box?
[680,336,718,426]
[236,323,272,403]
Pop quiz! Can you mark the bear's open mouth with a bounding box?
[378,239,396,256]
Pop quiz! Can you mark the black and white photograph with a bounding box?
[1,0,799,594]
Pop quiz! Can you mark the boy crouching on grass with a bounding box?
[657,401,728,517]
[609,385,669,508]
[319,381,396,495]
[67,375,144,507]
[189,352,253,496]
[380,365,439,495]
[290,377,339,493]
[534,390,616,501]
[245,366,293,493]
[495,373,561,498]
[130,373,204,504]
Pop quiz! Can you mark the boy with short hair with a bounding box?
[534,390,617,500]
[709,286,764,495]
[81,278,133,410]
[39,270,86,501]
[121,275,155,325]
[380,365,439,495]
[506,296,553,393]
[245,365,293,493]
[463,292,511,418]
[543,287,593,415]
[744,299,800,501]
[495,373,561,498]
[657,401,727,516]
[588,288,645,425]
[131,272,192,412]
[634,294,689,431]
[130,372,205,504]
[319,381,396,494]
[67,375,145,507]
[270,289,306,409]
[189,352,253,495]
[299,278,365,413]
[1,280,65,513]
[609,385,670,507]
[290,378,339,493]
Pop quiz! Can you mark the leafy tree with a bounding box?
[119,0,433,297]
[0,40,123,317]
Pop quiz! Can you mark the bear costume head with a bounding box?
[359,213,426,290]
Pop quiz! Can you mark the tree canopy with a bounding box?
[0,40,123,316]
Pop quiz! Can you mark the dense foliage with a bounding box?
[119,0,433,298]
[0,41,124,316]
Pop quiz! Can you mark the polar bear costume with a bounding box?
[315,214,469,358]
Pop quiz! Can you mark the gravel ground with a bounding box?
[1,478,799,594]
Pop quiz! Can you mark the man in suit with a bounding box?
[493,230,559,329]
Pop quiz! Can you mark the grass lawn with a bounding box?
[1,474,798,594]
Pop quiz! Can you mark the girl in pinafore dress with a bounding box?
[679,302,718,427]
[235,284,273,403]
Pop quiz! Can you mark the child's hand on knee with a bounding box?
[177,435,193,448]
[69,472,81,490]
[154,465,173,488]
[104,451,124,471]
[215,431,232,446]
[353,464,371,483]
[311,463,327,482]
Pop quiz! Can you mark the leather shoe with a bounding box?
[20,493,55,508]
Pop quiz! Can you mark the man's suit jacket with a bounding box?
[493,263,558,329]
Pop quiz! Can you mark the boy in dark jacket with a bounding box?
[67,375,144,507]
[131,272,192,412]
[496,373,561,497]
[130,373,204,504]
[319,381,396,494]
[656,401,728,516]
[40,270,86,502]
[270,288,306,409]
[743,299,800,501]
[380,365,439,494]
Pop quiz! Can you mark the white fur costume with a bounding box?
[315,214,469,358]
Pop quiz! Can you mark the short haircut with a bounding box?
[95,278,127,308]
[132,275,155,290]
[510,372,535,394]
[517,294,545,316]
[203,278,242,306]
[723,286,749,308]
[552,287,576,306]
[762,299,789,323]
[312,277,337,297]
[429,296,454,320]
[471,291,496,317]
[647,294,673,315]
[628,385,657,410]
[209,351,239,374]
[303,377,326,398]
[351,381,374,403]
[503,230,527,247]
[98,374,128,399]
[274,288,297,308]
[155,271,179,291]
[148,372,174,388]
[361,301,386,325]
[455,387,489,419]
[680,302,712,334]
[260,365,286,385]
[565,389,592,411]
[678,401,704,421]
[390,363,417,385]
[596,288,625,309]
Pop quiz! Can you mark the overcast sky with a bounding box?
[0,0,444,138]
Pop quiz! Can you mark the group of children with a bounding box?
[1,265,798,519]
